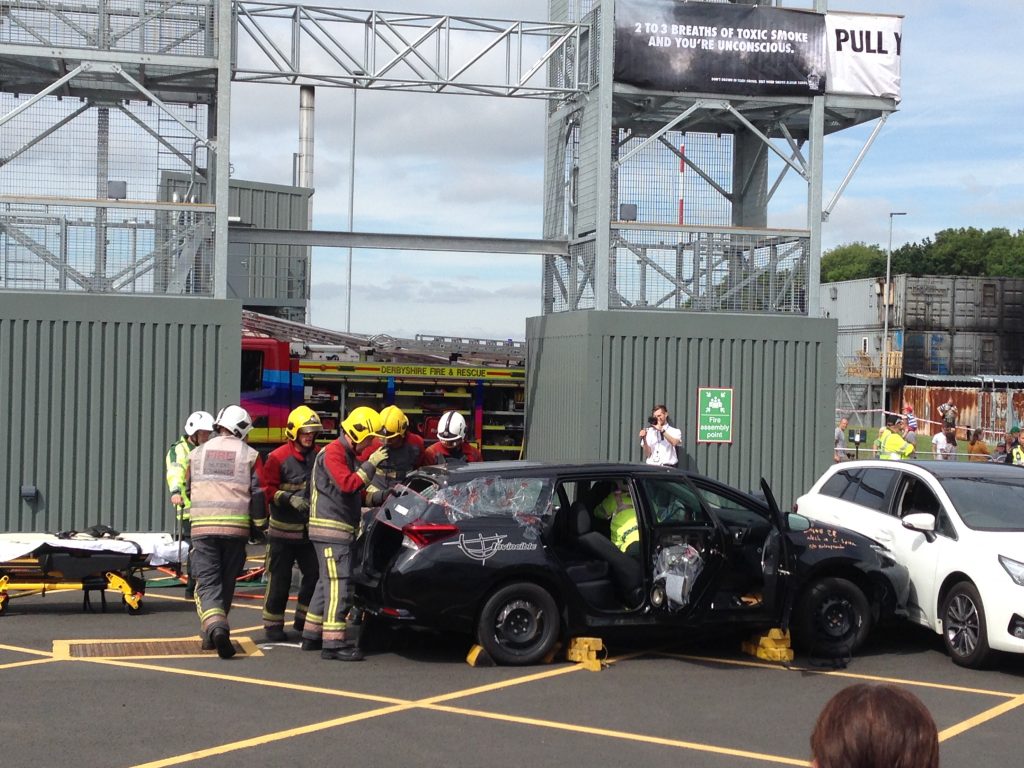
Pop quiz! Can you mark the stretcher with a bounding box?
[0,532,188,615]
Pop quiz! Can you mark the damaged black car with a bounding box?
[353,462,909,666]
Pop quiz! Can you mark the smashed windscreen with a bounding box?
[434,476,554,529]
[938,476,1024,531]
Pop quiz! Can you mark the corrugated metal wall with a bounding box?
[1,293,241,533]
[525,310,837,508]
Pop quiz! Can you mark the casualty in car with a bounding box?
[353,462,909,665]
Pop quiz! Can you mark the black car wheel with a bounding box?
[477,582,560,666]
[793,577,871,658]
[942,581,990,669]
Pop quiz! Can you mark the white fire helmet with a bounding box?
[436,411,467,445]
[184,410,215,437]
[214,404,254,439]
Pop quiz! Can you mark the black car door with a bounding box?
[689,476,782,620]
[635,475,727,619]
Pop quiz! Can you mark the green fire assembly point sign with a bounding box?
[697,387,733,443]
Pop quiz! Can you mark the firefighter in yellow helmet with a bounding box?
[302,406,387,660]
[879,416,915,460]
[364,404,426,506]
[260,405,323,642]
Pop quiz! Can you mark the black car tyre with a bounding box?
[477,582,560,666]
[793,577,871,658]
[941,581,990,669]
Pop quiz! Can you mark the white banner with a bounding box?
[825,12,902,101]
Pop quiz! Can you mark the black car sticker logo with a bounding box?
[443,533,538,565]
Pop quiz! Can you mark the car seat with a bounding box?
[577,518,644,607]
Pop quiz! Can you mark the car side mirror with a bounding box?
[902,512,937,542]
[787,513,811,532]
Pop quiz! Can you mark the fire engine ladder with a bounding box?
[241,311,526,367]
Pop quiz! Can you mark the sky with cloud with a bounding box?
[228,0,1023,341]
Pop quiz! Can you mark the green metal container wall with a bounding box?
[525,310,838,508]
[1,294,241,533]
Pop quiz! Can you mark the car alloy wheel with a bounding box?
[942,581,990,669]
[477,582,560,666]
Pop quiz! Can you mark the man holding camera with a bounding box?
[638,404,682,467]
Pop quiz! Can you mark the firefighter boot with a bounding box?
[212,627,236,659]
[321,644,364,662]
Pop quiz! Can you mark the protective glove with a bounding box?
[274,490,292,508]
[290,495,310,513]
[368,446,389,466]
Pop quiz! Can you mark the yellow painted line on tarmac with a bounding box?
[0,657,61,671]
[128,702,417,768]
[939,692,1024,741]
[426,702,810,766]
[0,642,54,658]
[79,656,408,705]
[661,652,1021,699]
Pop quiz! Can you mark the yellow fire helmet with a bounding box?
[341,406,382,444]
[378,404,409,440]
[285,405,323,442]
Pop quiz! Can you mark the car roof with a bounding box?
[417,460,705,482]
[828,459,1024,480]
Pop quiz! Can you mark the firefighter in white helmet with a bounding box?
[165,410,214,598]
[260,405,323,642]
[422,411,482,466]
[187,404,266,659]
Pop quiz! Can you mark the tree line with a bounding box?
[821,227,1024,283]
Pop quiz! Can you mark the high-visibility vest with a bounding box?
[880,429,914,460]
[1013,445,1024,466]
[189,434,260,538]
[596,489,640,553]
[165,435,192,520]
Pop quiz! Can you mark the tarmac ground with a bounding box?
[2,568,1023,768]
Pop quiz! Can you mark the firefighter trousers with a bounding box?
[261,536,319,631]
[301,540,353,650]
[192,536,247,639]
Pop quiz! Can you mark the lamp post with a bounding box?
[346,78,360,332]
[880,211,907,428]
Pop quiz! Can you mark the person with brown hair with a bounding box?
[810,683,939,768]
[967,429,991,462]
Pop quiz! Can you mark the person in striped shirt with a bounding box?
[902,404,919,448]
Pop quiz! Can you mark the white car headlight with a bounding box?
[999,555,1024,586]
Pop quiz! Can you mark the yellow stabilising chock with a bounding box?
[566,636,605,671]
[466,644,495,667]
[105,572,141,610]
[741,628,794,662]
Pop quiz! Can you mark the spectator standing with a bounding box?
[902,404,919,448]
[931,429,955,460]
[810,683,939,768]
[834,417,850,462]
[638,404,682,467]
[993,441,1009,463]
[938,397,958,432]
[967,429,990,463]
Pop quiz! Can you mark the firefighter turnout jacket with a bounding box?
[309,435,379,543]
[263,441,320,540]
[188,434,266,538]
[422,440,482,466]
[364,432,426,506]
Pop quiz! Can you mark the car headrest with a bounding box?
[569,500,591,537]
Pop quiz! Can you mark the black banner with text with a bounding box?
[614,0,827,97]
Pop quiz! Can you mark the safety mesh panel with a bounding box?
[0,0,217,57]
[544,237,597,313]
[0,94,215,296]
[611,229,809,313]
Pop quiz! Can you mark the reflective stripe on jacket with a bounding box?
[1013,445,1024,466]
[595,489,640,553]
[189,434,262,538]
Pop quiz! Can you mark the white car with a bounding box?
[795,460,1024,668]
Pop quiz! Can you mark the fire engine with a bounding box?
[240,311,526,459]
